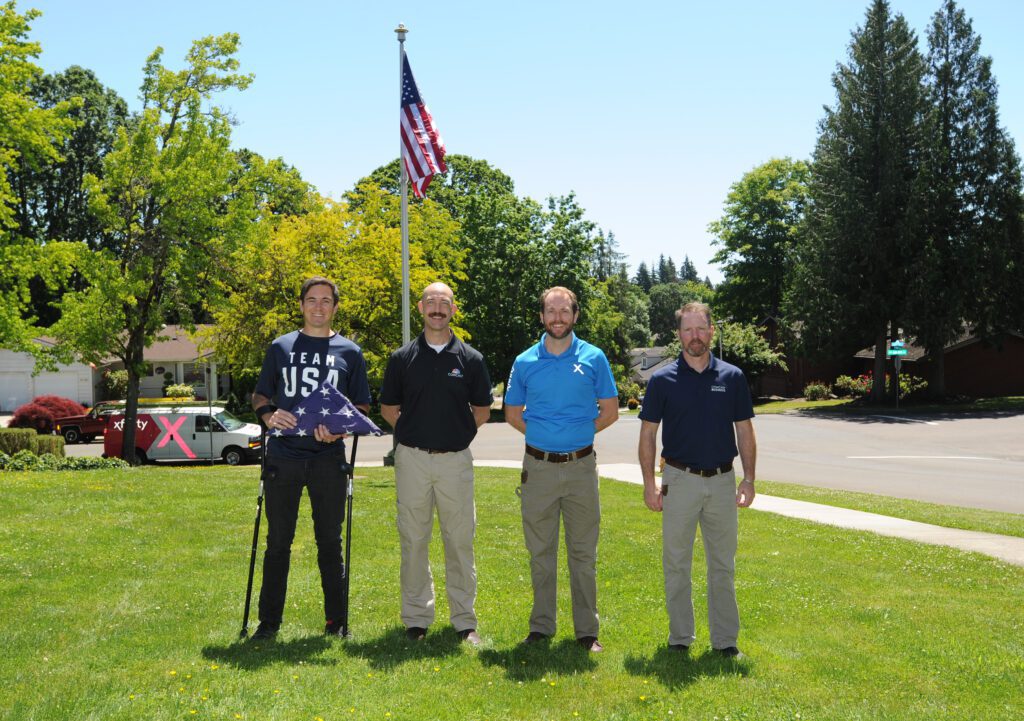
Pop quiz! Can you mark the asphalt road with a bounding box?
[60,411,1024,514]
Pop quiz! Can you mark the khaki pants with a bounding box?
[394,444,477,631]
[519,451,600,639]
[661,465,740,649]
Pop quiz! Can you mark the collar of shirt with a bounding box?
[537,331,579,359]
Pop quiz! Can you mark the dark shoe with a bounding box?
[250,622,279,640]
[577,636,603,652]
[405,626,427,641]
[520,631,551,645]
[458,629,481,646]
[324,619,345,637]
[669,643,690,653]
[715,646,744,659]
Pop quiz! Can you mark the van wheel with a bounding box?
[134,448,148,465]
[83,434,95,444]
[62,427,81,444]
[223,446,245,466]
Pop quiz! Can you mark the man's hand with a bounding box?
[314,424,347,444]
[265,408,297,431]
[644,483,663,512]
[736,479,755,508]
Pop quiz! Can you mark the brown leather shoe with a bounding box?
[578,636,603,652]
[405,626,427,641]
[458,629,481,646]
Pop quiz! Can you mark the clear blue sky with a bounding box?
[23,0,1024,282]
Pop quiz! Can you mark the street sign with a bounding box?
[887,348,908,356]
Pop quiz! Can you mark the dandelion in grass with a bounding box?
[549,682,556,687]
[210,664,219,671]
[169,670,177,676]
[274,689,281,694]
[640,696,647,701]
[434,667,440,672]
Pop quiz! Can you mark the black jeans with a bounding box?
[258,449,350,625]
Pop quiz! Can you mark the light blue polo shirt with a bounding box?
[505,332,618,452]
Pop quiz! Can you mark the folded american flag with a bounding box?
[272,381,383,438]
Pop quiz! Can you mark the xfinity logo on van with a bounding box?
[112,418,149,431]
[710,385,727,393]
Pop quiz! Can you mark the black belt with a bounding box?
[525,444,593,463]
[664,459,733,477]
[402,443,454,455]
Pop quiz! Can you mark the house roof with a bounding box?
[143,325,214,363]
[853,329,1024,361]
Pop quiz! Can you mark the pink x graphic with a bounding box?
[155,415,196,459]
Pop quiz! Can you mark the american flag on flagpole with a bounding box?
[400,52,446,198]
[272,381,383,439]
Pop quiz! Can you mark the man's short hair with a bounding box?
[539,286,579,314]
[675,301,713,327]
[300,276,340,305]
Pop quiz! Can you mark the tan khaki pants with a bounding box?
[519,451,600,639]
[661,465,740,649]
[394,444,477,631]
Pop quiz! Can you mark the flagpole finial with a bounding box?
[395,24,408,42]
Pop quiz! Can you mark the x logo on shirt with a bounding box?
[572,363,584,375]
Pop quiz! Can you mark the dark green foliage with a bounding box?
[33,434,64,457]
[0,450,128,471]
[632,261,653,292]
[0,428,38,454]
[803,382,831,401]
[647,281,715,345]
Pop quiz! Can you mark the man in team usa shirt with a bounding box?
[249,276,371,640]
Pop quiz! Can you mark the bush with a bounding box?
[0,428,38,454]
[9,395,86,434]
[899,374,929,400]
[0,450,130,472]
[834,374,872,398]
[618,381,642,406]
[34,435,65,457]
[164,383,195,399]
[803,382,831,401]
[101,369,129,399]
[626,398,640,410]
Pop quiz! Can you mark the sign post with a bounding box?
[886,340,907,409]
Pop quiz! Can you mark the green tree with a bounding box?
[709,157,810,326]
[905,0,1024,396]
[648,281,715,346]
[655,254,677,285]
[678,255,699,283]
[665,320,787,388]
[45,34,255,463]
[633,261,653,292]
[787,0,926,403]
[0,2,75,348]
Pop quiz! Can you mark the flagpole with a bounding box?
[396,23,411,345]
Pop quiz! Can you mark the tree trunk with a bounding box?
[929,349,946,399]
[120,331,147,465]
[870,330,887,404]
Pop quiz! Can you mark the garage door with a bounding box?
[36,372,83,404]
[0,372,31,412]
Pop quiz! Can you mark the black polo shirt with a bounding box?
[379,332,493,452]
[639,353,754,469]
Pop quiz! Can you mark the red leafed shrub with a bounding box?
[10,396,86,434]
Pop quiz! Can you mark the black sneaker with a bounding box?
[458,629,481,646]
[325,619,345,637]
[520,631,551,645]
[668,643,690,653]
[405,626,427,641]
[715,646,744,659]
[250,622,279,640]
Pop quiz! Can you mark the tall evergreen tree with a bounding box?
[901,0,1019,397]
[656,254,677,284]
[633,261,653,292]
[679,255,699,282]
[787,0,926,403]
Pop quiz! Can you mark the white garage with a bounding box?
[0,345,97,412]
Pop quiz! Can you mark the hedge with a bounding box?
[0,428,38,455]
[0,451,130,472]
[34,435,66,457]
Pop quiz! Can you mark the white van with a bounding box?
[104,405,263,465]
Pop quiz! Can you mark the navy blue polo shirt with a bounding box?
[255,330,371,459]
[504,332,618,452]
[379,332,493,452]
[638,353,754,468]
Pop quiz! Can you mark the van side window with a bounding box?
[195,415,211,433]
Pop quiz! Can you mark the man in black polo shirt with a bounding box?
[380,282,493,645]
[638,301,757,659]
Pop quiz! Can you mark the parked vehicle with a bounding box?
[103,405,263,465]
[54,402,121,444]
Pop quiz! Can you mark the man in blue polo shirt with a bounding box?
[505,286,618,652]
[638,301,757,659]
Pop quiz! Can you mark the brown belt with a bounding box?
[525,444,593,463]
[664,459,733,477]
[403,444,453,455]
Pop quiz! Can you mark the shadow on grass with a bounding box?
[202,635,337,670]
[342,625,464,670]
[478,638,598,681]
[623,647,752,690]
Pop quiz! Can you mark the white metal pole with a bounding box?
[396,23,411,345]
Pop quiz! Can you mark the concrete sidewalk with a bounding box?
[453,460,1024,568]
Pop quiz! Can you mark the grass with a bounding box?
[758,480,1024,539]
[2,466,1022,720]
[755,396,1024,415]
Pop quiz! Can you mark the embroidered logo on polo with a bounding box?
[572,363,585,375]
[448,368,463,378]
[710,385,727,392]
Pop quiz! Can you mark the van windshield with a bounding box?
[215,410,246,431]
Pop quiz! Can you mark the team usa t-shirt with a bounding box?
[255,330,371,459]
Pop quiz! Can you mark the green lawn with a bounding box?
[758,480,1024,539]
[755,396,1024,415]
[1,466,1022,720]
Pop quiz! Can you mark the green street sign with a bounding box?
[887,348,908,356]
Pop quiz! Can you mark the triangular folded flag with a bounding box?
[272,381,383,438]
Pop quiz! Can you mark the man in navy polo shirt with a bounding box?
[638,301,756,659]
[380,282,493,646]
[505,286,618,652]
[249,276,371,641]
